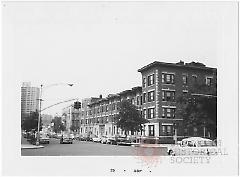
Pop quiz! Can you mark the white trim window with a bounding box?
[147,74,155,86]
[147,107,155,119]
[162,108,176,118]
[162,90,175,101]
[143,109,147,119]
[162,73,175,84]
[206,76,213,86]
[148,90,155,102]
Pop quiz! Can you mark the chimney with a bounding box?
[99,94,102,99]
[176,60,184,65]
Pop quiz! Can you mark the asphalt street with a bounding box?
[21,138,168,156]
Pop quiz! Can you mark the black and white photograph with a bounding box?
[1,1,239,176]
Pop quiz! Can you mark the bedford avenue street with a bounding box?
[21,137,167,156]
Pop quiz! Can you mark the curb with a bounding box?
[21,145,44,149]
[133,144,169,148]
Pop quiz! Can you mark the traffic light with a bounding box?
[74,101,81,109]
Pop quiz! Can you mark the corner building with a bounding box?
[138,61,217,141]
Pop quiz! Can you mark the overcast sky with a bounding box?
[3,1,227,116]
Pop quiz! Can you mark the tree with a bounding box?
[21,111,42,132]
[70,123,79,132]
[177,83,217,139]
[116,100,149,135]
[52,116,66,133]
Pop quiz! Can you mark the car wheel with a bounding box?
[168,150,174,156]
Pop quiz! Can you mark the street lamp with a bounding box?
[35,83,73,146]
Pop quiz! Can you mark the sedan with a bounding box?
[101,136,109,144]
[60,135,73,144]
[92,136,101,143]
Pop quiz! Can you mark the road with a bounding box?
[21,138,168,156]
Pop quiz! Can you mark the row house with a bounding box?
[138,61,217,141]
[79,87,142,137]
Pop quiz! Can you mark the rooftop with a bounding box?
[138,61,217,73]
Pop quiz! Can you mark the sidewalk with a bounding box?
[21,136,44,149]
[132,143,176,148]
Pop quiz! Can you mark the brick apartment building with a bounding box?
[78,87,142,137]
[67,60,217,141]
[138,61,217,141]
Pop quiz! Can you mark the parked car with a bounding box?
[49,132,57,138]
[107,136,119,145]
[60,134,73,144]
[39,134,50,144]
[22,131,27,138]
[101,136,109,144]
[74,134,80,140]
[92,135,101,143]
[167,137,217,156]
[69,134,75,140]
[57,133,62,139]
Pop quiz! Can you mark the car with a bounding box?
[92,135,101,143]
[100,136,109,144]
[107,136,118,145]
[49,132,57,138]
[39,134,50,144]
[60,135,73,144]
[74,134,80,140]
[167,137,218,156]
[69,134,75,140]
[57,133,62,139]
[22,131,27,138]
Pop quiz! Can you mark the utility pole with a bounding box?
[36,84,43,146]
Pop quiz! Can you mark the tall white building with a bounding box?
[21,82,40,116]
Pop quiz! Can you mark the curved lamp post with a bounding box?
[35,83,74,146]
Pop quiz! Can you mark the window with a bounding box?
[182,75,187,85]
[167,126,172,135]
[106,105,108,112]
[206,77,212,86]
[193,127,198,136]
[162,73,175,84]
[192,75,197,83]
[131,98,135,105]
[162,125,173,136]
[143,109,147,119]
[162,108,176,118]
[143,77,146,87]
[162,126,166,134]
[140,96,143,105]
[148,125,155,136]
[148,91,155,102]
[112,103,116,110]
[143,93,146,103]
[166,108,171,118]
[148,108,155,119]
[136,96,140,105]
[162,90,175,101]
[147,74,155,86]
